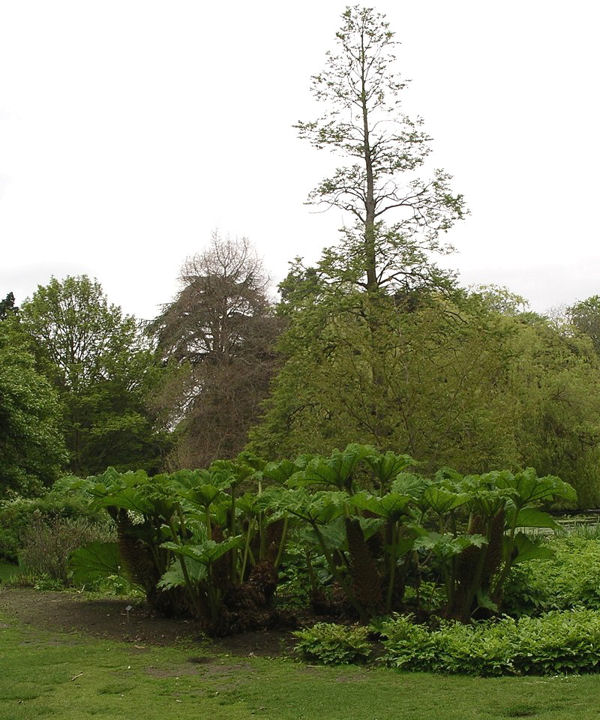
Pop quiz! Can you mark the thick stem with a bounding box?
[240,517,255,582]
[274,515,289,570]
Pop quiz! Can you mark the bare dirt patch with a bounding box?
[0,587,295,657]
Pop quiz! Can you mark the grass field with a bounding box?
[2,598,600,720]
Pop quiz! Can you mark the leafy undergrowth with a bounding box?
[379,610,600,676]
[3,604,600,720]
[293,623,372,665]
[504,536,600,614]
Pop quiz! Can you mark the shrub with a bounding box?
[293,623,372,665]
[0,477,109,562]
[379,610,600,676]
[19,515,115,585]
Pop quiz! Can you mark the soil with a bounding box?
[0,587,295,657]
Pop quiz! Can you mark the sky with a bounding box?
[1,0,599,320]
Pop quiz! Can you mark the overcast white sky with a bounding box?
[1,0,599,320]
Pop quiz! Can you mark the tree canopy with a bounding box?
[0,316,67,496]
[149,233,282,468]
[19,276,169,476]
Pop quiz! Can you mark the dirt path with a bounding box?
[0,588,294,656]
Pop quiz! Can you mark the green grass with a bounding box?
[1,607,600,720]
[0,561,19,582]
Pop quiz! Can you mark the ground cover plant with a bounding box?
[378,610,600,676]
[0,561,18,583]
[293,623,372,665]
[503,534,600,615]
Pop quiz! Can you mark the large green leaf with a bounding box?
[317,517,348,551]
[70,542,123,585]
[350,491,412,519]
[261,459,301,485]
[391,473,431,502]
[157,557,207,589]
[423,486,470,514]
[365,451,416,487]
[185,484,223,509]
[494,467,576,505]
[298,444,375,490]
[162,536,243,565]
[511,533,555,564]
[415,532,487,560]
[512,507,559,529]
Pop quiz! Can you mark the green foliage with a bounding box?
[504,536,600,614]
[506,311,600,506]
[0,291,17,319]
[75,459,290,631]
[71,447,576,631]
[19,515,115,585]
[0,318,67,497]
[0,476,109,561]
[19,275,170,476]
[252,274,600,508]
[293,623,372,665]
[70,542,123,587]
[568,295,600,355]
[0,560,19,583]
[250,291,524,472]
[380,610,600,675]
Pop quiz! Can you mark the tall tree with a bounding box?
[20,276,168,475]
[149,233,282,468]
[252,6,467,456]
[295,5,466,294]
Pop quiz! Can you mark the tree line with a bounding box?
[2,6,600,505]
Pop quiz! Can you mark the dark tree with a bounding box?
[149,233,282,468]
[0,292,17,320]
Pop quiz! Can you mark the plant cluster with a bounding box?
[0,476,112,562]
[504,535,600,615]
[67,443,575,633]
[293,623,372,665]
[379,610,600,675]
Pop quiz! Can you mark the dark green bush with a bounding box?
[379,610,600,676]
[293,623,372,665]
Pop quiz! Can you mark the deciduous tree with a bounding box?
[20,276,168,475]
[0,317,67,496]
[149,233,282,468]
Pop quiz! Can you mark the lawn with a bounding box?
[1,592,600,720]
